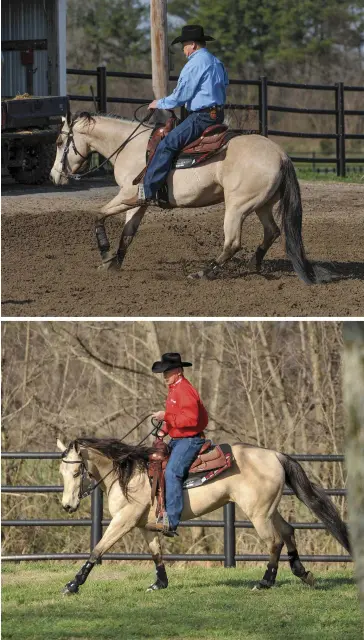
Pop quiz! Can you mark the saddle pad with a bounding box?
[183,443,232,489]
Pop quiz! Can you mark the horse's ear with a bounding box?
[57,438,67,453]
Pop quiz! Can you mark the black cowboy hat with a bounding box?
[152,352,192,373]
[171,25,215,46]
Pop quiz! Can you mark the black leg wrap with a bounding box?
[64,559,95,594]
[255,246,266,270]
[259,563,277,587]
[156,564,168,587]
[95,224,110,254]
[147,564,168,591]
[288,550,306,578]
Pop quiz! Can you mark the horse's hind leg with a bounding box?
[188,200,254,279]
[273,511,315,587]
[250,514,284,590]
[141,529,168,592]
[248,201,280,273]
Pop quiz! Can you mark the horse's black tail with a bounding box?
[278,453,351,553]
[278,156,333,284]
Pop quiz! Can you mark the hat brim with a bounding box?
[152,361,192,373]
[171,34,215,45]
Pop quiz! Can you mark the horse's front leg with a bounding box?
[96,205,147,271]
[62,506,145,596]
[113,206,147,270]
[94,185,147,266]
[141,529,168,592]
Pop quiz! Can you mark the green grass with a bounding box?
[296,167,364,183]
[2,563,362,640]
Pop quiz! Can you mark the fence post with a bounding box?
[223,502,236,567]
[259,76,268,136]
[335,82,346,177]
[91,486,103,564]
[97,66,107,114]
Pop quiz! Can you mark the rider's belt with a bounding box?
[172,432,206,439]
[190,105,224,118]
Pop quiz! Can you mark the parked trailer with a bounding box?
[1,0,67,184]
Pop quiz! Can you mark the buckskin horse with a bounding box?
[50,111,332,283]
[57,436,350,595]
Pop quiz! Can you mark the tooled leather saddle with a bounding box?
[147,438,232,521]
[132,113,243,206]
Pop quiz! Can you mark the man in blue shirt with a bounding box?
[122,25,229,208]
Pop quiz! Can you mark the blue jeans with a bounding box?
[143,110,224,199]
[165,436,205,529]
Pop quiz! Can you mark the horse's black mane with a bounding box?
[72,111,96,126]
[72,437,154,499]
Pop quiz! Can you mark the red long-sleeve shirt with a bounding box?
[161,376,208,438]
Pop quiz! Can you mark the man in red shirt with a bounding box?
[151,352,208,536]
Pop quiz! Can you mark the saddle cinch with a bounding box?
[147,438,232,520]
[132,113,243,188]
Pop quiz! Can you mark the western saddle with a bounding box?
[133,114,240,186]
[147,438,229,521]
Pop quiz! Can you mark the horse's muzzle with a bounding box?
[63,503,79,514]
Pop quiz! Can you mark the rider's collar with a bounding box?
[187,48,206,61]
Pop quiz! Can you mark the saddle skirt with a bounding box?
[147,439,233,519]
[132,116,243,186]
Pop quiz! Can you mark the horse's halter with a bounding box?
[61,449,113,500]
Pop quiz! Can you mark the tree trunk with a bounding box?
[343,321,364,615]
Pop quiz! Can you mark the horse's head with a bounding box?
[50,112,94,185]
[57,438,85,513]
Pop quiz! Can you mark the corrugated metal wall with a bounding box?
[1,0,54,97]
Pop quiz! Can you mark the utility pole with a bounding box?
[150,0,169,116]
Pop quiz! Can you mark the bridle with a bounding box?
[61,450,114,500]
[59,120,91,179]
[60,415,161,501]
[57,107,156,182]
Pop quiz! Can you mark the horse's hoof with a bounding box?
[187,270,205,280]
[252,580,272,591]
[247,256,261,273]
[62,580,79,596]
[98,255,122,272]
[301,571,315,587]
[62,586,78,596]
[146,580,168,592]
[187,268,219,280]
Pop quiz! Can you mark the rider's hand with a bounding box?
[152,411,165,421]
[148,100,158,110]
[157,430,166,438]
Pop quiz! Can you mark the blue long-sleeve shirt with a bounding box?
[157,48,229,112]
